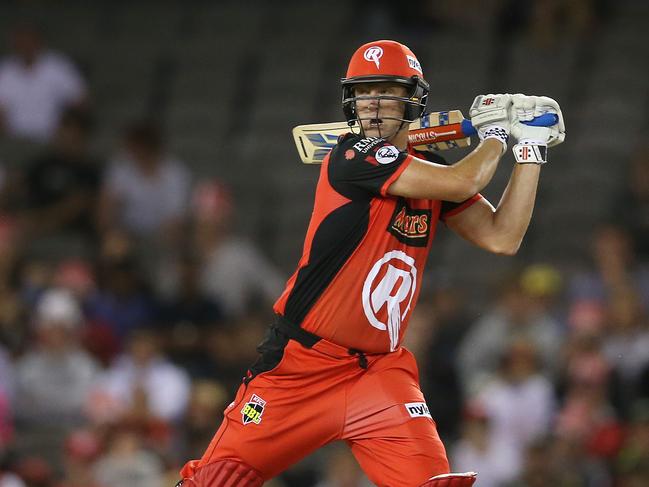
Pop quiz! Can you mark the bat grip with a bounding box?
[462,113,559,136]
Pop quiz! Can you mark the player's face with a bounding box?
[353,83,408,139]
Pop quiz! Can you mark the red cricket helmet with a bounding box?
[341,40,429,125]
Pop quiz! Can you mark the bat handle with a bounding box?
[461,113,559,137]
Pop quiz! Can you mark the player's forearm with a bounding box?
[388,138,504,202]
[490,164,541,254]
[451,139,504,200]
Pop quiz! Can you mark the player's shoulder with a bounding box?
[331,132,402,166]
[336,132,385,152]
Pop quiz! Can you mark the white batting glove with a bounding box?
[510,94,566,164]
[469,94,512,152]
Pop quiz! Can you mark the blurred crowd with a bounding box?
[0,8,648,487]
[0,23,286,487]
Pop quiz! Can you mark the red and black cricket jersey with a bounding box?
[274,133,480,353]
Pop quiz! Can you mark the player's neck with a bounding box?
[390,127,409,151]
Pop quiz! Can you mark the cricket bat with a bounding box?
[292,111,558,164]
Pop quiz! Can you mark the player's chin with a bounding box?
[362,126,381,137]
[360,122,391,138]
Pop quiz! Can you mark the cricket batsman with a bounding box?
[177,39,565,487]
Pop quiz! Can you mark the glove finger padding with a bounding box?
[532,96,564,128]
[511,93,535,122]
[528,95,566,147]
[509,94,565,147]
[469,94,512,129]
[470,94,512,151]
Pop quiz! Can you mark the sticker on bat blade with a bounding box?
[241,394,266,425]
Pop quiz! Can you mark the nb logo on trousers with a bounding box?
[405,402,432,419]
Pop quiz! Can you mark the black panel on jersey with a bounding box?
[283,199,369,325]
[329,133,410,198]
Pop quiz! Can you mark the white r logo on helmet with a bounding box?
[364,46,383,69]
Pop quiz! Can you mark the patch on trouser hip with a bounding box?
[405,402,432,419]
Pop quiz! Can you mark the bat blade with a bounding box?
[292,122,355,165]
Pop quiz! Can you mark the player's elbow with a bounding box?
[487,239,521,256]
[495,244,520,256]
[479,230,523,255]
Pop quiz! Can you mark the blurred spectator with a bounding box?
[13,288,98,423]
[13,108,100,247]
[555,333,624,464]
[53,257,97,306]
[55,429,102,487]
[570,224,649,312]
[458,267,563,395]
[203,313,268,393]
[451,403,519,487]
[92,425,163,487]
[85,251,155,344]
[13,456,54,487]
[551,434,612,487]
[88,327,191,424]
[51,258,118,367]
[0,23,87,142]
[16,257,52,312]
[566,298,608,338]
[157,253,224,378]
[12,288,98,469]
[190,180,284,319]
[479,340,555,444]
[0,471,25,487]
[175,380,228,463]
[601,292,649,408]
[469,339,555,481]
[97,120,191,246]
[503,437,559,487]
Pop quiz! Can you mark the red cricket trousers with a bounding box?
[181,327,449,486]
